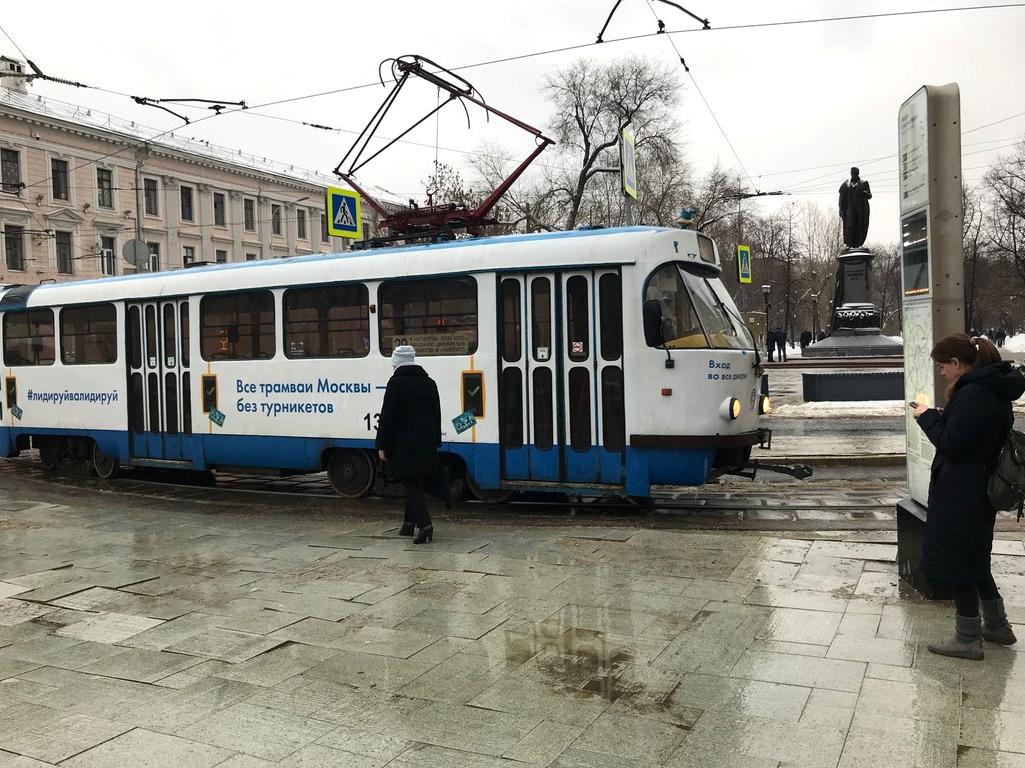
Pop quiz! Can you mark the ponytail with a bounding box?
[930,333,1003,398]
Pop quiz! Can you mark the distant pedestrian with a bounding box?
[773,327,787,362]
[912,334,1025,659]
[376,345,441,544]
[800,330,812,351]
[817,329,827,342]
[766,330,776,362]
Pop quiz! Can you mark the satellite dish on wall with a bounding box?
[122,239,149,269]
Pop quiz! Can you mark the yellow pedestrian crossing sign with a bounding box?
[326,186,363,239]
[621,128,637,200]
[736,244,752,284]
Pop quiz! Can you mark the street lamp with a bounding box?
[811,293,819,341]
[761,284,771,356]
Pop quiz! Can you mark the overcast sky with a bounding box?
[3,0,1024,246]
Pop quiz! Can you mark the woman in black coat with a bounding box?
[913,334,1025,659]
[376,345,441,544]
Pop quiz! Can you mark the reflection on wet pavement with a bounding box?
[3,471,1025,765]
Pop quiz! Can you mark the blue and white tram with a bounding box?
[0,226,770,499]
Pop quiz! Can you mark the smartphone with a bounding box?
[908,401,919,408]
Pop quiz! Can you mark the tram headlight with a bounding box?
[719,397,741,421]
[758,394,771,415]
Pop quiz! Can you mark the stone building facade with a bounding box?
[0,62,394,284]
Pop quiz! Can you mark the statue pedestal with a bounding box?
[804,247,904,359]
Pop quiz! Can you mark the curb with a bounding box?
[768,454,905,466]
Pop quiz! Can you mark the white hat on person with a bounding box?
[391,345,416,369]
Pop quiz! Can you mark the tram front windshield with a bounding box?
[644,263,753,350]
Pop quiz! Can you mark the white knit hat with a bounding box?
[391,344,416,369]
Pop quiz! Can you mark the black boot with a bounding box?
[413,525,433,544]
[399,522,415,536]
[981,598,1017,645]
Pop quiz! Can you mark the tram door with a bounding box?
[497,271,624,486]
[561,270,625,485]
[126,301,192,462]
[498,274,559,482]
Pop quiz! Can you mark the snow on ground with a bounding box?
[774,396,1025,419]
[772,400,906,419]
[1005,334,1025,354]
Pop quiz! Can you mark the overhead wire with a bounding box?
[4,2,1025,199]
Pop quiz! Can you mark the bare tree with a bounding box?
[543,56,682,230]
[982,142,1025,301]
[468,142,564,232]
[422,162,477,209]
[962,184,985,332]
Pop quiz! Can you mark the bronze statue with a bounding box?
[838,166,872,249]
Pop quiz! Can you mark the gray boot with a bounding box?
[981,598,1017,646]
[927,614,984,660]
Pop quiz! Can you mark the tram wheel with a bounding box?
[37,439,61,470]
[327,449,375,498]
[465,473,515,504]
[91,442,121,480]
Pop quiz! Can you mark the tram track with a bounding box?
[0,452,912,531]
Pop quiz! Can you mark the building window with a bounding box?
[100,235,116,275]
[296,209,307,240]
[147,242,160,272]
[96,168,114,208]
[271,204,282,235]
[144,178,159,216]
[3,309,55,366]
[180,185,194,221]
[182,245,195,266]
[283,283,369,359]
[243,198,255,231]
[200,290,276,361]
[4,224,25,271]
[213,192,226,226]
[51,158,69,201]
[321,213,328,243]
[379,276,478,356]
[1,148,21,193]
[55,230,73,274]
[215,249,227,264]
[60,304,117,365]
[245,252,256,261]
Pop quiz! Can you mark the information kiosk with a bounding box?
[895,83,965,597]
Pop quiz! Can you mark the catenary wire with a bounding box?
[5,3,1025,197]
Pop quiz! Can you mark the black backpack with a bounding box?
[988,427,1025,520]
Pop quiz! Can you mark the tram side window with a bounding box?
[60,304,117,365]
[200,290,276,361]
[379,276,477,356]
[599,273,623,361]
[642,264,708,349]
[3,309,55,366]
[500,279,521,363]
[284,283,370,359]
[566,275,589,361]
[531,277,552,362]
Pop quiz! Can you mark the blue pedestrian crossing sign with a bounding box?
[326,186,363,239]
[736,244,753,284]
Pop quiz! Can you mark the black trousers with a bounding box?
[951,572,1001,616]
[403,478,432,528]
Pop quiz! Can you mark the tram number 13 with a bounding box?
[363,413,381,431]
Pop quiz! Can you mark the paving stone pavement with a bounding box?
[4,476,1025,766]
